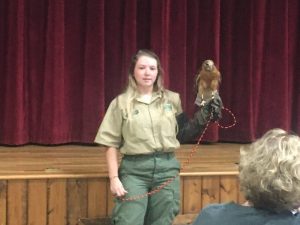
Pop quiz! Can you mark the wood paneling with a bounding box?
[48,179,67,225]
[7,180,27,225]
[0,144,244,225]
[0,175,244,225]
[201,176,220,208]
[87,179,107,217]
[0,143,240,179]
[28,179,47,225]
[182,177,202,214]
[0,176,243,225]
[0,181,7,225]
[220,175,239,203]
[67,179,88,225]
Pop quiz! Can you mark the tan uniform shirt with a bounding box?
[94,90,183,155]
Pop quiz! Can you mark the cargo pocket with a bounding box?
[170,185,180,218]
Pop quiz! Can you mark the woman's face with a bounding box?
[133,55,158,92]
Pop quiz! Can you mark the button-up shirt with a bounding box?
[94,90,183,155]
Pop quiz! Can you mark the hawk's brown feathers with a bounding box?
[195,59,221,105]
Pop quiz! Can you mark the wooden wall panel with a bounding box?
[201,176,220,208]
[7,180,27,225]
[67,179,88,225]
[182,177,202,214]
[0,181,7,225]
[28,179,47,225]
[106,181,114,216]
[220,176,238,203]
[87,178,107,217]
[238,187,247,204]
[0,143,242,224]
[179,177,184,214]
[48,179,67,225]
[0,176,243,224]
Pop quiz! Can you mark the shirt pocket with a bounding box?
[122,108,150,142]
[160,103,177,137]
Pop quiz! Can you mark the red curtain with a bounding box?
[0,0,299,145]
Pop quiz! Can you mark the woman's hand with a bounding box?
[106,147,128,197]
[110,176,128,197]
[208,92,223,121]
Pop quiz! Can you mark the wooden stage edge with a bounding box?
[0,143,243,180]
[0,143,247,225]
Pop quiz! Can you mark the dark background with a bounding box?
[0,0,299,145]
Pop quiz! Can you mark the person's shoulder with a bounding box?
[115,92,126,102]
[164,89,179,96]
[202,202,232,212]
[110,93,128,109]
[193,203,234,225]
[163,89,180,102]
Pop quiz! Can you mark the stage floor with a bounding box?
[0,143,242,180]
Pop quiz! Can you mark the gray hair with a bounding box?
[239,128,300,212]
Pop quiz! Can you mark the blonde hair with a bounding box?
[122,49,167,116]
[239,128,300,212]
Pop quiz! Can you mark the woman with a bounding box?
[95,49,222,225]
[192,128,300,225]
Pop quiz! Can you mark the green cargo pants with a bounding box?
[111,152,181,225]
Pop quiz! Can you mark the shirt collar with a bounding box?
[135,91,162,104]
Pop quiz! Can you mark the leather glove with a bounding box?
[195,91,223,122]
[207,92,223,122]
[176,92,223,144]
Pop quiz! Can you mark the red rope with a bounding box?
[120,106,236,201]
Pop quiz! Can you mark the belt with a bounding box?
[123,151,175,160]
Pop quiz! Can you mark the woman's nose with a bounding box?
[145,68,151,75]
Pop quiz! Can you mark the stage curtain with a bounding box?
[0,0,299,145]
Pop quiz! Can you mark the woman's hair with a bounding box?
[239,128,300,212]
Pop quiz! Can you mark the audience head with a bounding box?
[239,128,300,212]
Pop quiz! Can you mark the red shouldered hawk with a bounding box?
[195,59,221,105]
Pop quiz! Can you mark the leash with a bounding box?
[120,106,237,201]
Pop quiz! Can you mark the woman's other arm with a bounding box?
[106,147,128,197]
